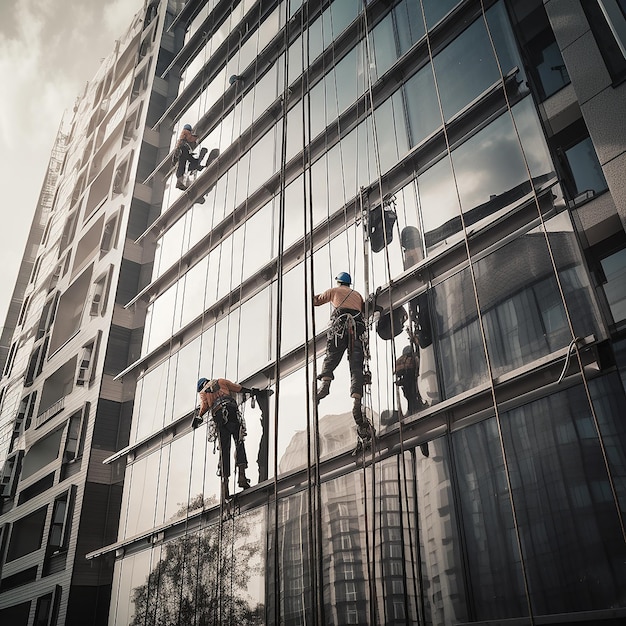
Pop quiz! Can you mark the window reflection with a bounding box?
[453,418,528,620]
[422,0,461,29]
[544,212,602,341]
[433,268,489,398]
[433,12,502,121]
[374,90,408,174]
[501,384,626,615]
[404,62,442,147]
[129,510,265,625]
[418,154,462,253]
[451,108,528,221]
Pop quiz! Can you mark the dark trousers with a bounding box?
[215,404,247,479]
[319,316,365,397]
[176,144,202,178]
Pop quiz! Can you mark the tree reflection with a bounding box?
[131,497,264,625]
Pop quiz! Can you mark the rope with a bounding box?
[299,2,324,622]
[269,3,292,621]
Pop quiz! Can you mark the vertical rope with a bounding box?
[269,3,292,623]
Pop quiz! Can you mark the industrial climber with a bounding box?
[313,272,373,444]
[196,377,257,499]
[172,123,212,190]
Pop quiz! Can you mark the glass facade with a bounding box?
[99,1,626,625]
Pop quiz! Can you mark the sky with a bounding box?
[0,0,144,327]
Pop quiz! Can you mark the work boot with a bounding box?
[316,380,331,403]
[237,465,251,489]
[176,176,187,190]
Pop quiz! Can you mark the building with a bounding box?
[1,0,626,625]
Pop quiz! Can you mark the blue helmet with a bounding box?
[335,271,352,285]
[183,123,193,131]
[197,377,209,392]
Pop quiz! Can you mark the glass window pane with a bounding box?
[433,15,501,121]
[418,155,462,254]
[453,417,528,620]
[564,137,608,198]
[404,62,442,147]
[475,225,571,378]
[433,269,489,398]
[502,385,626,615]
[422,0,461,29]
[396,0,425,54]
[545,212,603,341]
[371,13,397,80]
[601,248,626,323]
[374,90,409,174]
[451,108,529,226]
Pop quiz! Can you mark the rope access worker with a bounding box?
[173,123,207,190]
[196,377,256,499]
[314,272,372,443]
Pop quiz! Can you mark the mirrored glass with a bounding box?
[418,154,463,254]
[371,13,397,80]
[374,90,409,174]
[414,438,470,623]
[511,96,555,181]
[238,288,271,377]
[129,509,265,624]
[330,0,361,37]
[133,361,170,443]
[396,0,426,54]
[451,108,529,226]
[422,0,461,29]
[433,14,501,121]
[404,62,442,147]
[123,449,161,538]
[170,338,201,422]
[268,493,315,623]
[475,227,570,378]
[335,43,366,116]
[544,212,603,341]
[110,551,152,626]
[143,285,176,355]
[486,1,527,81]
[502,385,626,615]
[590,373,626,512]
[433,268,489,398]
[453,417,528,620]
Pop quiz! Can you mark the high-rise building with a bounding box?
[1,0,626,625]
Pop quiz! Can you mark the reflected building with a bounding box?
[2,0,626,625]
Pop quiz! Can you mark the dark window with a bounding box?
[7,506,47,561]
[586,231,626,328]
[509,0,570,99]
[563,137,608,201]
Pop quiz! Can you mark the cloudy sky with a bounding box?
[0,0,144,326]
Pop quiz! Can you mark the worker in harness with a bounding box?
[173,123,208,190]
[313,272,373,443]
[196,377,256,499]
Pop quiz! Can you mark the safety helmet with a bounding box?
[335,271,352,285]
[402,345,414,357]
[197,377,209,392]
[183,123,193,131]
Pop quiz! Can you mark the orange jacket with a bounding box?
[198,378,242,417]
[313,285,364,312]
